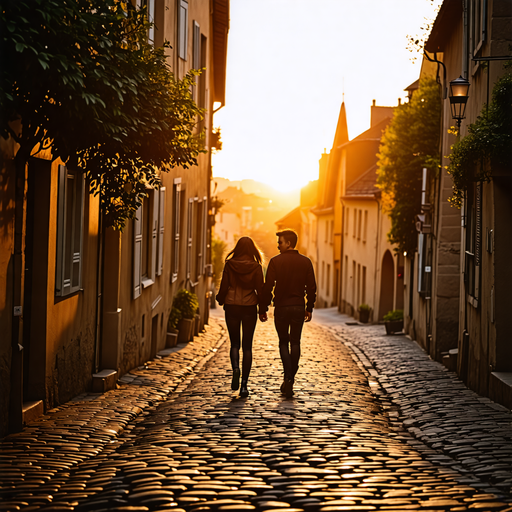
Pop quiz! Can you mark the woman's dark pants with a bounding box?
[224,304,257,380]
[274,305,305,381]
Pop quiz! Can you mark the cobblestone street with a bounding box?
[1,311,511,511]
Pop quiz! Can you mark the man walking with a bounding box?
[260,229,317,398]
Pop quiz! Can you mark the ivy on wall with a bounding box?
[447,66,512,208]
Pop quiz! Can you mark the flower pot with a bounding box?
[177,318,194,343]
[193,314,201,337]
[359,309,370,324]
[385,320,404,335]
[166,329,178,348]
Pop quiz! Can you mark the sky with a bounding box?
[211,0,442,193]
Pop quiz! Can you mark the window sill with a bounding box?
[142,277,154,289]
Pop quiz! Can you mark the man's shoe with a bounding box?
[240,379,249,398]
[284,378,294,398]
[231,368,240,391]
[280,380,286,395]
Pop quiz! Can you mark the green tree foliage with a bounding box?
[376,77,442,254]
[447,67,512,207]
[1,0,204,229]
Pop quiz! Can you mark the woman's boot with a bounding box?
[240,379,249,397]
[231,368,240,391]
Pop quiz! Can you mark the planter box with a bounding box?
[359,309,370,323]
[385,320,404,335]
[166,330,178,348]
[193,314,200,337]
[177,318,194,343]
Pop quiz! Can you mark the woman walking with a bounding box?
[216,237,264,397]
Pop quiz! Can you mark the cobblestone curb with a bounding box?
[321,313,512,497]
[0,318,228,506]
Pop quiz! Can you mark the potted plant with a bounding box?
[166,307,181,348]
[172,289,199,343]
[383,309,404,335]
[358,303,371,323]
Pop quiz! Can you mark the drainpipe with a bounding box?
[9,152,26,433]
[462,0,469,79]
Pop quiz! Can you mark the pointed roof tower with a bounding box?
[331,101,349,150]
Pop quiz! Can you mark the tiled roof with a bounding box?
[345,165,379,197]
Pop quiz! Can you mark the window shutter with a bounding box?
[133,205,143,299]
[187,198,193,279]
[193,21,200,69]
[172,179,181,281]
[203,195,208,274]
[157,187,165,276]
[55,165,67,296]
[178,0,188,60]
[150,190,159,282]
[474,182,482,300]
[70,172,84,293]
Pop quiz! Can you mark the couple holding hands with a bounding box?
[216,229,317,399]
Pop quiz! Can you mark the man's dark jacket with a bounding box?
[260,250,316,313]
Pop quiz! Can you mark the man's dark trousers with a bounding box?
[274,305,305,380]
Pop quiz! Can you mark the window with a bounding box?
[464,182,481,304]
[178,0,188,60]
[325,221,328,243]
[353,209,357,238]
[357,263,361,307]
[56,165,84,297]
[157,187,165,276]
[326,264,331,296]
[147,0,155,44]
[192,21,200,101]
[330,220,334,244]
[345,208,349,236]
[357,210,362,240]
[417,232,432,298]
[471,0,487,56]
[172,179,182,282]
[187,197,195,281]
[133,189,162,298]
[321,261,325,289]
[362,266,367,304]
[195,199,203,281]
[363,210,368,242]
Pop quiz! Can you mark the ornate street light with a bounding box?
[449,76,470,128]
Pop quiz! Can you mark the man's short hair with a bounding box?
[276,229,298,248]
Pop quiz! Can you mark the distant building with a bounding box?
[338,102,404,321]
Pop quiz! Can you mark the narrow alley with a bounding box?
[1,312,510,511]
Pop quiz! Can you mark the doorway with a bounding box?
[378,250,395,320]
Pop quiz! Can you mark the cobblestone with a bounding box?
[0,310,511,511]
[315,308,512,497]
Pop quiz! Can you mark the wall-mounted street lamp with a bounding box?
[449,76,470,128]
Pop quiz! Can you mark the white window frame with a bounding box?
[157,187,165,276]
[178,0,188,60]
[56,164,85,297]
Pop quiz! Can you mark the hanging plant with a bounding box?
[447,66,512,208]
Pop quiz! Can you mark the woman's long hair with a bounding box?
[225,236,264,265]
